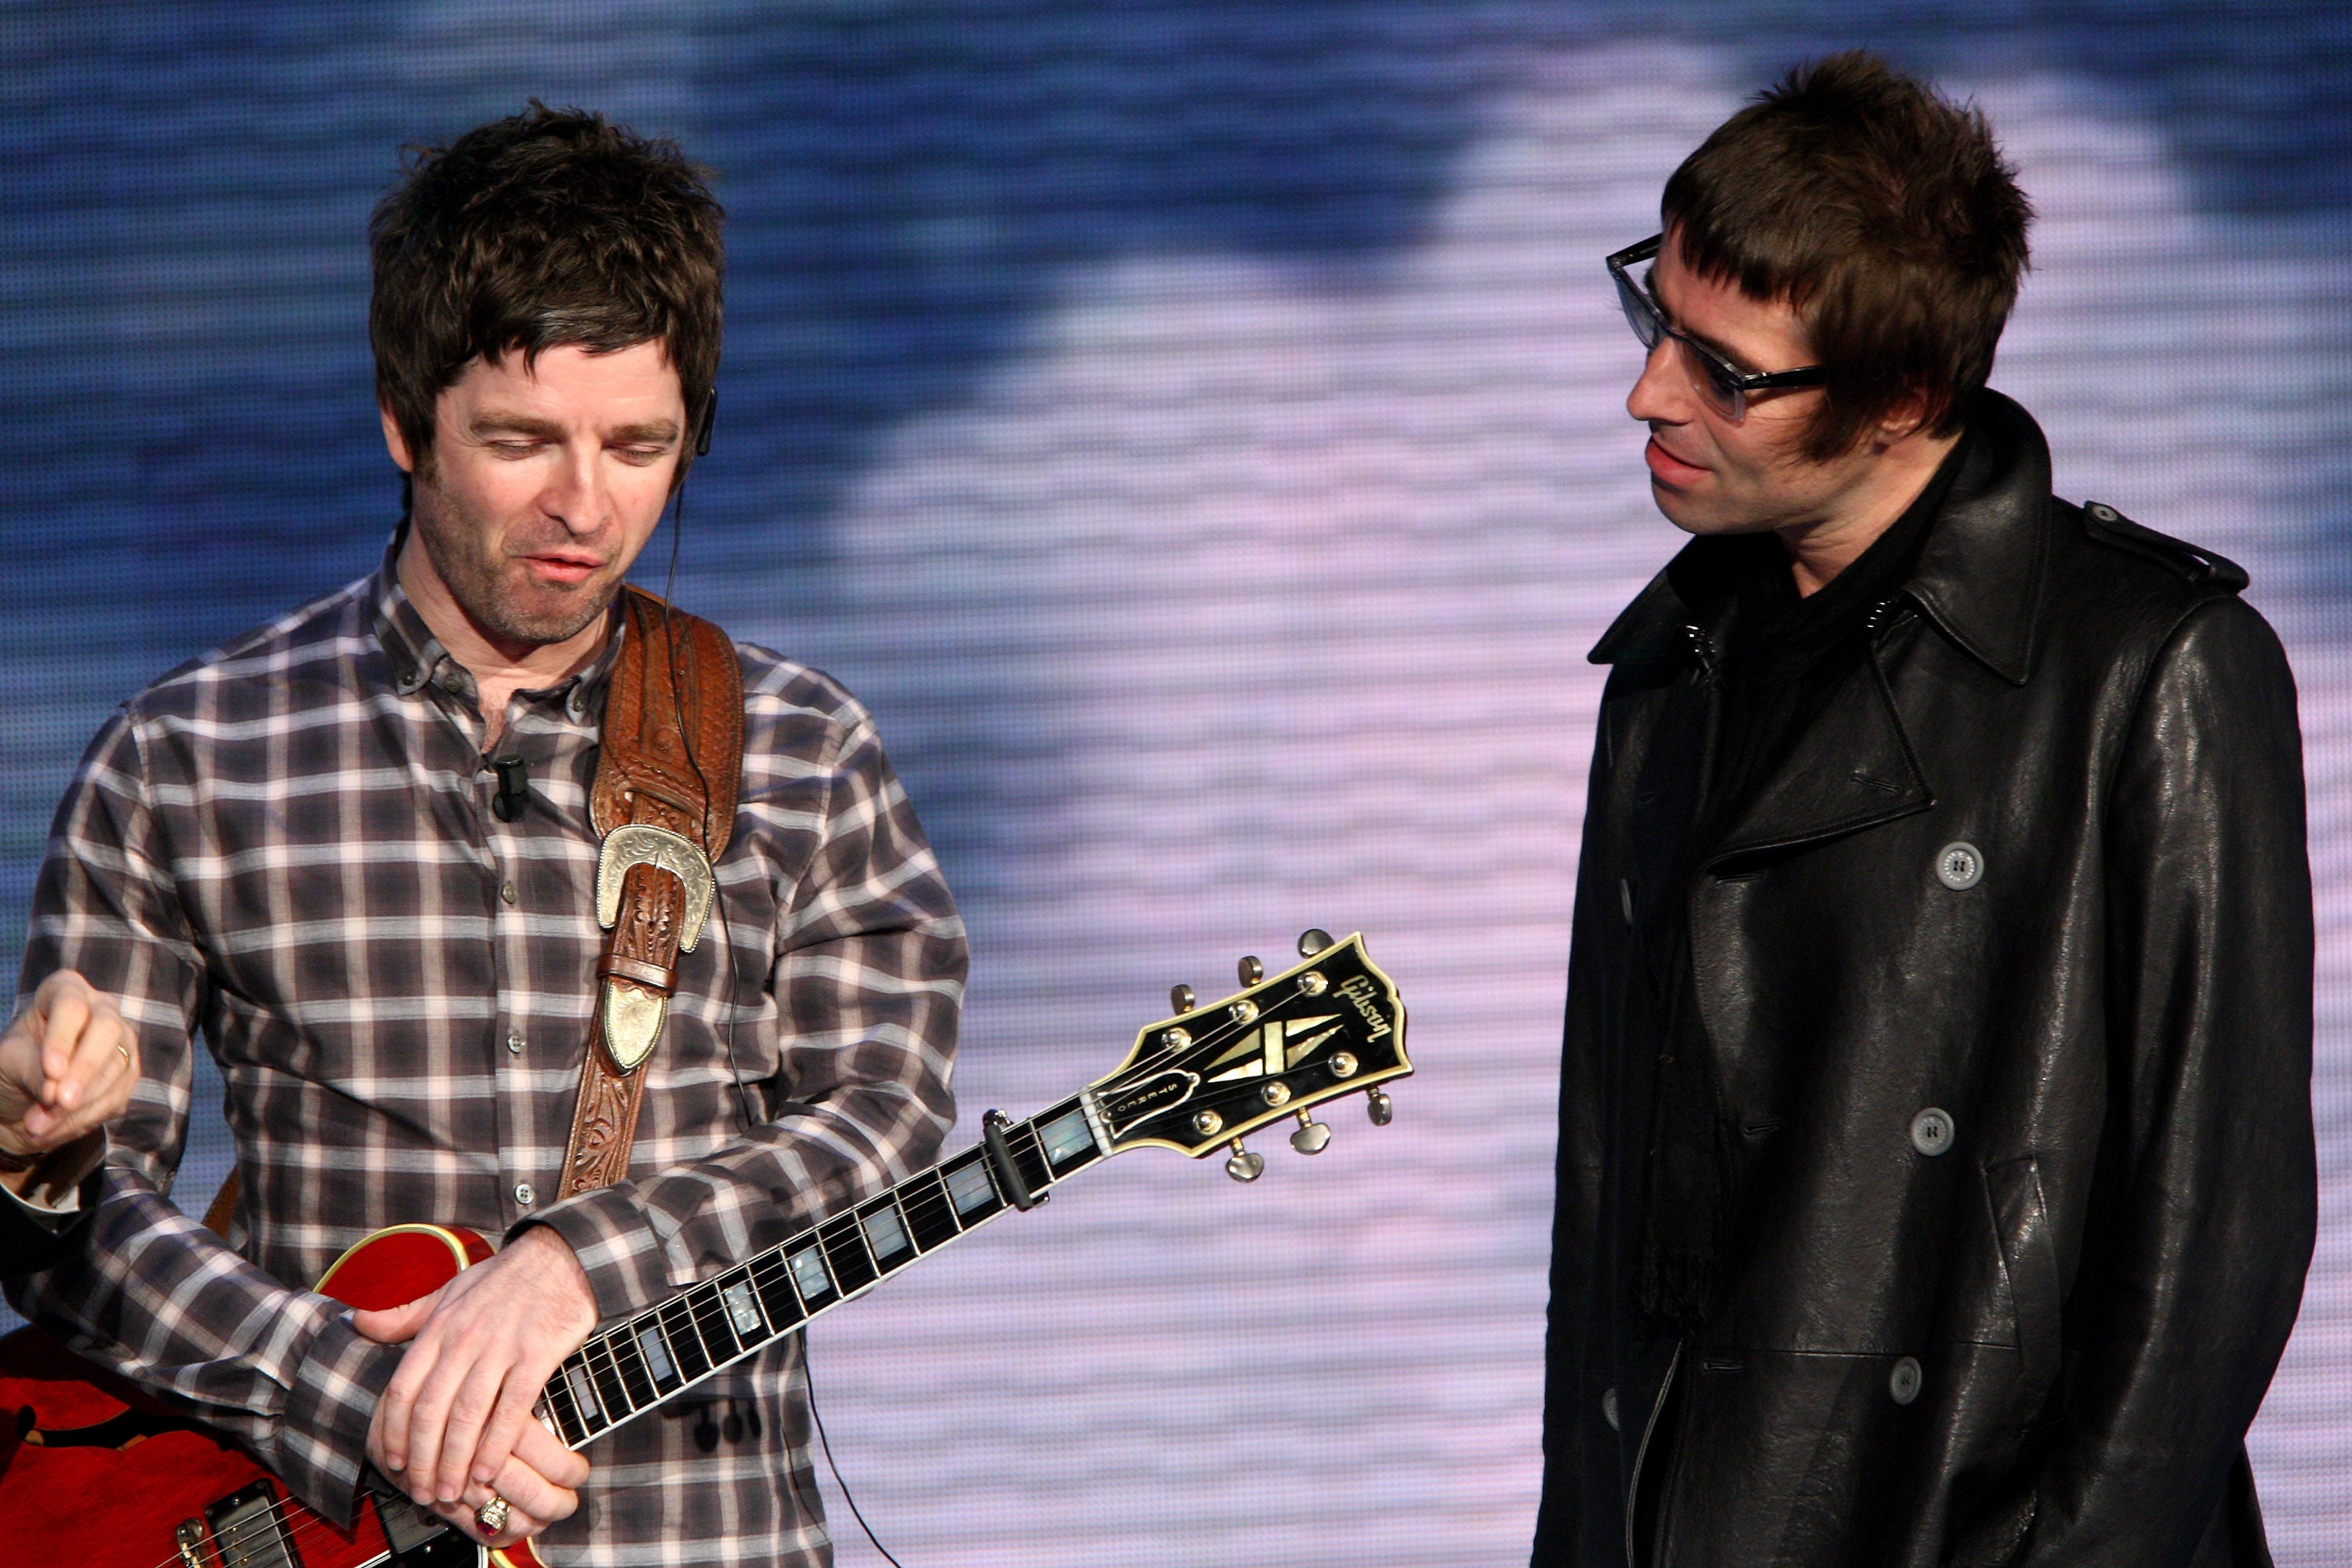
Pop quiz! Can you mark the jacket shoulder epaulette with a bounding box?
[2076,499,2249,592]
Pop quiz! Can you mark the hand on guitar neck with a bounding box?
[352,1225,597,1552]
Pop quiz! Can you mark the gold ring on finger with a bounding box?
[474,1493,511,1534]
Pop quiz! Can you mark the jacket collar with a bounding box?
[1900,390,2048,686]
[1589,390,2052,687]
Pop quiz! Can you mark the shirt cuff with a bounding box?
[0,1131,107,1219]
[523,1185,677,1322]
[276,1301,408,1528]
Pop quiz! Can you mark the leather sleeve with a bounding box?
[2017,595,2316,1563]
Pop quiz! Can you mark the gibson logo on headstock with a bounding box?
[1338,975,1392,1040]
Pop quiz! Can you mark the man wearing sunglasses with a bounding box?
[1537,53,2312,1567]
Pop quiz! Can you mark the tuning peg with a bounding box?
[1237,954,1263,986]
[1366,1087,1395,1126]
[1289,1109,1331,1155]
[1225,1138,1265,1182]
[1171,983,1196,1014]
[1297,927,1333,957]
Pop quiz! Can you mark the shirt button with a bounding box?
[1889,1356,1924,1405]
[500,880,518,906]
[1910,1107,1955,1156]
[1935,841,1984,891]
[507,1031,525,1056]
[514,1182,535,1207]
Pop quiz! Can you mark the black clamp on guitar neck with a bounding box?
[982,1109,1046,1210]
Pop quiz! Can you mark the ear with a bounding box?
[1871,386,1943,448]
[379,405,417,474]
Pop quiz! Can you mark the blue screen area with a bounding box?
[5,5,2350,1561]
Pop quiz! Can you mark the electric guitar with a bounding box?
[1,931,1406,1568]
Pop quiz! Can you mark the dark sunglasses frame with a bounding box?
[1606,234,1826,419]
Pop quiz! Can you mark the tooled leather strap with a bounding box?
[559,588,744,1199]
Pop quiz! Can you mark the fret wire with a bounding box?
[1011,1120,1054,1187]
[899,1179,960,1254]
[899,1170,956,1231]
[862,1191,916,1266]
[557,1353,597,1431]
[781,1237,837,1303]
[635,1312,681,1389]
[495,1100,1120,1455]
[659,1294,713,1381]
[564,1352,611,1432]
[543,1363,587,1444]
[690,1277,742,1363]
[586,1334,635,1419]
[820,1213,880,1292]
[751,1246,807,1326]
[719,1264,775,1344]
[611,1327,659,1408]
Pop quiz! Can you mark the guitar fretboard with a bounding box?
[539,1095,1105,1450]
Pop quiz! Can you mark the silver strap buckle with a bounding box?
[594,824,714,950]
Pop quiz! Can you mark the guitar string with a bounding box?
[177,1156,1062,1568]
[136,995,1361,1568]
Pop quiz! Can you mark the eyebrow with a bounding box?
[467,413,683,444]
[1642,273,1761,375]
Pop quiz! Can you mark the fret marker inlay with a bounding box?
[724,1279,763,1337]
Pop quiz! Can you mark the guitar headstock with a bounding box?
[1084,931,1407,1179]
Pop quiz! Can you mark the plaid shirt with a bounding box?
[5,550,965,1567]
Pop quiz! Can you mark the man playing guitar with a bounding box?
[4,106,967,1565]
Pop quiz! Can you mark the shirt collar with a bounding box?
[365,534,626,723]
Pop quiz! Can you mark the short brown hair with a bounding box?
[369,103,724,478]
[1663,52,2031,460]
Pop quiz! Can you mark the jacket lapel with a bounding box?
[1704,652,1933,866]
[1590,391,2054,866]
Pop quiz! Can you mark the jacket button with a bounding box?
[1934,841,1983,890]
[1910,1107,1955,1156]
[1889,1356,1923,1405]
[1602,1387,1620,1431]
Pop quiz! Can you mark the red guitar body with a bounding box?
[1,1223,547,1568]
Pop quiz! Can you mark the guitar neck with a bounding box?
[539,1093,1108,1450]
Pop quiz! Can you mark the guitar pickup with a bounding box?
[365,1466,477,1565]
[201,1480,299,1568]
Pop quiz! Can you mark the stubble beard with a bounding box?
[410,487,617,651]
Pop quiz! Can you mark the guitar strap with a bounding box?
[559,586,744,1198]
[195,591,744,1240]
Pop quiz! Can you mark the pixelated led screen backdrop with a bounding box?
[5,3,2350,1563]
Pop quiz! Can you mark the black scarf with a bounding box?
[1633,431,1969,1331]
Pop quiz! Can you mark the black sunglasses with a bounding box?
[1606,234,1826,420]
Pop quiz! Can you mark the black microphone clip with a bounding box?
[490,753,530,822]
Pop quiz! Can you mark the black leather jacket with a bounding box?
[1535,394,2315,1568]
